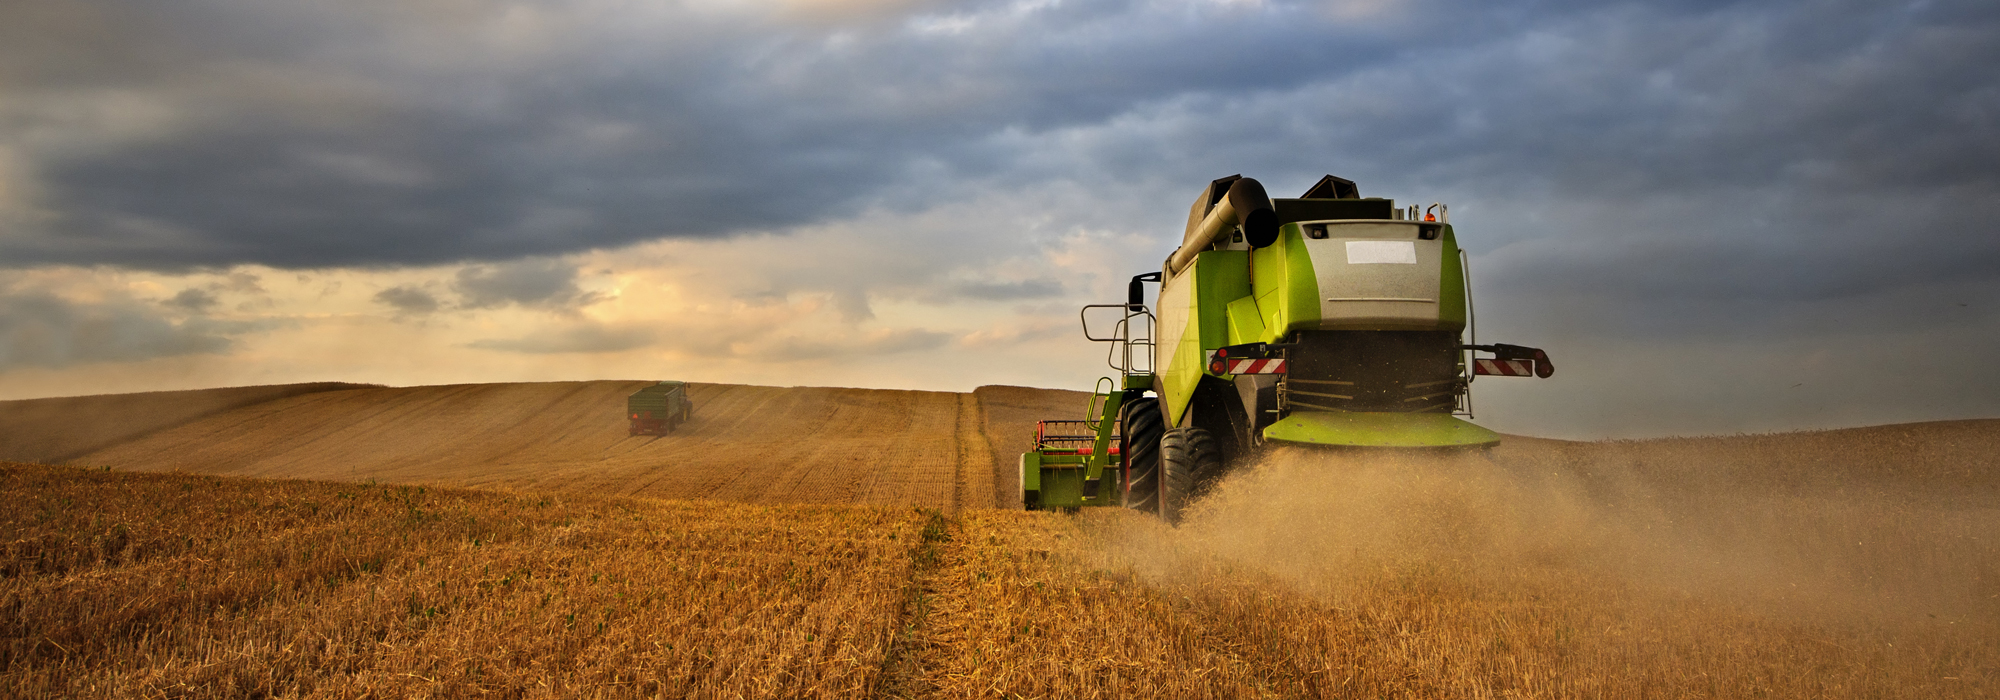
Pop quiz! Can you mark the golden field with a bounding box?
[2,383,1996,697]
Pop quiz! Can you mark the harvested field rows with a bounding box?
[45,382,1079,509]
[1,462,932,698]
[4,383,1997,696]
[0,383,367,465]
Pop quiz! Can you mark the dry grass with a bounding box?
[899,510,1265,698]
[1,462,931,698]
[8,400,1999,698]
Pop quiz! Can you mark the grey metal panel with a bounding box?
[1300,222,1445,330]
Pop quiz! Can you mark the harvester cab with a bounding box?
[1022,174,1553,522]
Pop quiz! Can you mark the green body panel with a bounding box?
[1162,302,1201,426]
[1160,251,1251,426]
[1438,225,1467,332]
[1225,294,1265,346]
[1084,386,1124,485]
[1262,411,1499,448]
[1249,224,1323,342]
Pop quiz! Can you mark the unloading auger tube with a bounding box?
[1168,176,1278,274]
[1020,173,1556,523]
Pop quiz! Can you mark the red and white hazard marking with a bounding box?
[1224,358,1287,374]
[1474,359,1535,376]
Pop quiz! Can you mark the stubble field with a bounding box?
[2,382,1996,697]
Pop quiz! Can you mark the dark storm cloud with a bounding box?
[5,0,1976,284]
[1,0,1505,269]
[3,0,1991,284]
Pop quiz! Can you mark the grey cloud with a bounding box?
[466,324,655,354]
[452,258,592,310]
[829,289,875,323]
[216,273,265,294]
[163,287,218,313]
[744,328,952,362]
[0,289,232,370]
[950,278,1064,301]
[373,285,440,316]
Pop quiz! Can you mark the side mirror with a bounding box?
[1127,271,1161,310]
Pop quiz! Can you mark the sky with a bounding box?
[0,0,1995,439]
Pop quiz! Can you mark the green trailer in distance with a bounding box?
[628,381,692,436]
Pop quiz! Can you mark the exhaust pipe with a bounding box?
[1168,176,1277,275]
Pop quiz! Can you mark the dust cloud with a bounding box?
[1093,427,2000,629]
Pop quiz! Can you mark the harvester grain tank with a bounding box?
[627,381,692,436]
[1021,175,1553,522]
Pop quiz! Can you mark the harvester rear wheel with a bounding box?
[1120,397,1163,513]
[1160,427,1221,525]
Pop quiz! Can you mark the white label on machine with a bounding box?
[1345,240,1417,264]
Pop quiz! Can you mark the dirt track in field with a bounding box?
[37,381,1085,509]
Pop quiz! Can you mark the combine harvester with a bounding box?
[1022,175,1552,522]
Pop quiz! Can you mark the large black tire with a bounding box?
[1159,427,1222,525]
[1120,397,1164,513]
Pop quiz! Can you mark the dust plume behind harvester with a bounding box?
[1022,174,1553,521]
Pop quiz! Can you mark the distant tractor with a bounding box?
[628,381,692,436]
[1021,174,1554,522]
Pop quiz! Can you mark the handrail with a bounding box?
[1080,304,1155,375]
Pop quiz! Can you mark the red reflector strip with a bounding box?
[1225,359,1287,374]
[1474,359,1536,376]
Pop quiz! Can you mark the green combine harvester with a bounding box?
[1021,175,1552,522]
